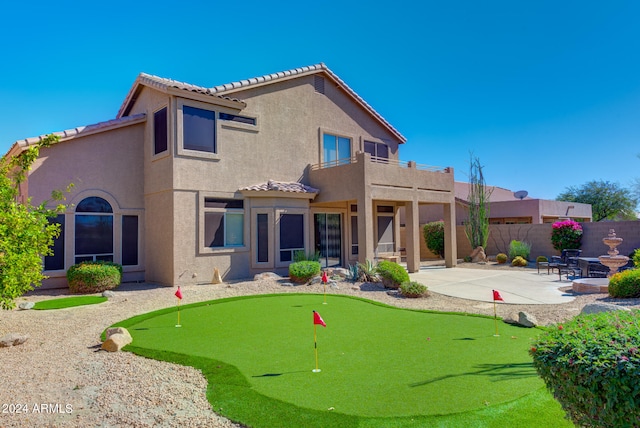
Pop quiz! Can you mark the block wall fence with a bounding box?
[402,221,640,261]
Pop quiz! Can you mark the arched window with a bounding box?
[75,197,114,263]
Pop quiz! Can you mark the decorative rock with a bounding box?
[102,290,116,298]
[105,327,132,342]
[329,280,339,289]
[581,302,631,315]
[330,268,349,278]
[254,272,282,281]
[517,312,538,328]
[470,246,487,263]
[101,333,132,352]
[18,301,35,310]
[0,333,29,347]
[211,267,223,284]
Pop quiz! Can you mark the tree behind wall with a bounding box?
[556,180,638,221]
[0,135,69,310]
[465,155,492,250]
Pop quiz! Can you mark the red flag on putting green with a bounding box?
[175,286,183,300]
[321,271,328,283]
[313,310,326,327]
[492,290,504,301]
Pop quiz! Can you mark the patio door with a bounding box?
[314,213,342,268]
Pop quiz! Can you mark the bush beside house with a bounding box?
[67,262,122,294]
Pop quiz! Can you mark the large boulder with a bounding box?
[470,246,487,263]
[101,327,132,352]
[581,302,631,315]
[518,312,538,328]
[0,333,29,347]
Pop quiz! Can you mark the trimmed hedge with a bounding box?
[530,311,640,427]
[67,261,122,294]
[288,261,321,284]
[377,260,409,289]
[608,269,640,298]
[423,221,445,258]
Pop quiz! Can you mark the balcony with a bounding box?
[308,152,454,204]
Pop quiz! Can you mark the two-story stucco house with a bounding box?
[8,64,457,287]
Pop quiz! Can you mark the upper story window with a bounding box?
[183,106,216,153]
[323,133,351,166]
[153,107,168,155]
[364,140,389,163]
[219,112,256,126]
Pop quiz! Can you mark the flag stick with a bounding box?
[176,298,182,328]
[313,324,321,372]
[493,299,499,336]
[323,282,327,304]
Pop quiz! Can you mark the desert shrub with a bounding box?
[288,261,321,283]
[536,255,548,263]
[67,261,122,294]
[423,221,445,258]
[530,311,640,427]
[508,240,531,260]
[608,269,640,298]
[496,253,508,264]
[357,259,378,282]
[376,260,409,289]
[551,219,582,251]
[399,281,428,298]
[631,248,640,268]
[511,256,528,267]
[463,255,472,263]
[346,264,360,282]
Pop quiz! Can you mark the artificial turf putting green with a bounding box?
[111,294,570,427]
[33,295,107,310]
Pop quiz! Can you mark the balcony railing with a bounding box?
[309,155,449,173]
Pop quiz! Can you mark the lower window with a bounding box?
[279,213,304,262]
[204,198,244,248]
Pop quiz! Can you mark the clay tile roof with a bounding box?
[117,73,246,118]
[241,180,319,194]
[210,63,406,143]
[8,113,146,156]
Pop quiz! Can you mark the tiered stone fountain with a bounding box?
[598,229,629,277]
[572,229,629,294]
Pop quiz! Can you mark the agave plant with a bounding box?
[357,259,378,282]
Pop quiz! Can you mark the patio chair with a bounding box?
[587,263,609,278]
[550,249,582,281]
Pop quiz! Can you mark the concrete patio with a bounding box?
[409,266,577,305]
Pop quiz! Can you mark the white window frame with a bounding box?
[199,193,247,254]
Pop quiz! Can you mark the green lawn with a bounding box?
[33,295,107,310]
[111,294,571,427]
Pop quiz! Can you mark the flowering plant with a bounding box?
[551,219,582,251]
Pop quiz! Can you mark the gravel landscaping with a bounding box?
[1,263,639,427]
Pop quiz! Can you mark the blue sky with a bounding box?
[2,1,639,201]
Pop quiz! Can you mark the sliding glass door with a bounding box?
[314,213,342,268]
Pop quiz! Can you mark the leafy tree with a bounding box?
[0,135,70,310]
[465,155,492,249]
[422,221,444,258]
[556,180,638,222]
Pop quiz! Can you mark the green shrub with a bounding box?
[608,269,640,298]
[496,253,508,264]
[423,221,445,258]
[288,261,321,283]
[511,256,528,267]
[67,261,122,294]
[399,281,428,298]
[551,219,582,251]
[376,260,409,289]
[508,240,531,260]
[631,248,640,268]
[530,311,640,427]
[536,255,548,263]
[463,255,472,263]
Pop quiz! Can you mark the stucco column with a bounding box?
[405,199,420,272]
[358,194,374,264]
[443,201,457,268]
